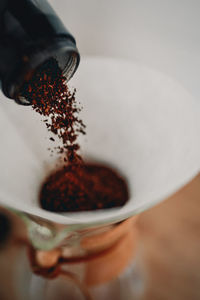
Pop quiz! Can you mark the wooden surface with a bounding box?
[0,174,200,299]
[137,173,200,300]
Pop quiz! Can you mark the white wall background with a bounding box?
[51,0,200,100]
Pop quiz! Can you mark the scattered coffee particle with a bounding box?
[40,163,129,212]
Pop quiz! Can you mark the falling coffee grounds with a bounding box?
[19,58,128,212]
[19,57,85,163]
[40,163,129,212]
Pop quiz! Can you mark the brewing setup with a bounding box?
[0,1,200,299]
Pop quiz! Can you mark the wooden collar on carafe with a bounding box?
[28,216,138,287]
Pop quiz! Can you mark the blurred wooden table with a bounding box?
[137,173,200,300]
[0,174,200,299]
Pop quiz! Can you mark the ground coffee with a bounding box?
[40,163,128,212]
[19,58,128,212]
[20,58,85,163]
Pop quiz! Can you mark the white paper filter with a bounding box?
[0,57,200,225]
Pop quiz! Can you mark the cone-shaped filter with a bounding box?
[0,57,199,225]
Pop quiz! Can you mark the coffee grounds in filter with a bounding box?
[19,58,128,212]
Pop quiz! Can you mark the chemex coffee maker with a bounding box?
[0,1,200,300]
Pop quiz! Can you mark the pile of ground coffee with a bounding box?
[19,58,128,212]
[40,163,128,212]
